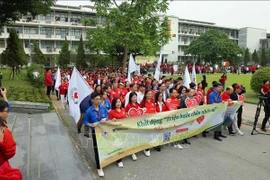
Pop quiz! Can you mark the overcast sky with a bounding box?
[57,1,270,32]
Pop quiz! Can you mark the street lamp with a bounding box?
[237,54,242,75]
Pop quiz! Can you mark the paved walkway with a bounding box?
[8,112,93,180]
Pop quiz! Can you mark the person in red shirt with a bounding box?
[108,97,127,167]
[110,81,121,102]
[119,83,128,106]
[261,80,269,95]
[155,91,169,113]
[140,90,156,115]
[196,82,205,105]
[221,86,233,102]
[45,69,53,99]
[58,80,68,110]
[125,92,140,117]
[219,72,227,90]
[166,88,180,111]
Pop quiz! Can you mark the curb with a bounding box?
[51,101,99,180]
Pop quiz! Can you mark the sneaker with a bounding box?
[238,130,244,135]
[117,161,124,168]
[214,136,222,141]
[97,169,104,177]
[131,153,137,161]
[143,150,150,157]
[229,132,236,136]
[176,144,183,149]
[77,129,81,134]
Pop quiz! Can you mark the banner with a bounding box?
[95,102,241,168]
[135,55,158,64]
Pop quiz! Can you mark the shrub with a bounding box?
[26,64,44,88]
[250,67,270,94]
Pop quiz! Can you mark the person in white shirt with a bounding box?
[33,69,39,78]
[137,84,146,104]
[124,84,138,107]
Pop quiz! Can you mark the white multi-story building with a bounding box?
[238,27,267,52]
[0,4,269,66]
[162,16,239,63]
[0,4,98,66]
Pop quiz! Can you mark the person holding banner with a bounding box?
[139,90,156,156]
[125,92,140,115]
[197,82,205,105]
[155,91,169,113]
[83,92,108,177]
[209,83,227,141]
[179,88,197,144]
[108,97,127,167]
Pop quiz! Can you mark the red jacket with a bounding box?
[0,127,16,165]
[58,84,68,95]
[165,96,180,110]
[221,91,231,102]
[45,72,52,87]
[156,102,169,112]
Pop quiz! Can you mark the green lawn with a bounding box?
[0,69,33,89]
[170,73,259,104]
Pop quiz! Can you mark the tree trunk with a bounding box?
[122,46,128,74]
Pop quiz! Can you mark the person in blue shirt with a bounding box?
[83,91,108,177]
[100,90,111,111]
[77,93,92,136]
[209,83,227,141]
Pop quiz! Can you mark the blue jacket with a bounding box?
[209,90,222,104]
[101,99,111,111]
[80,95,92,113]
[83,104,108,130]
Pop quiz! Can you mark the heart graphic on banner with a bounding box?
[238,94,245,102]
[196,115,205,124]
[185,98,197,108]
[128,108,145,117]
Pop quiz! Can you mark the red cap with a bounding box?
[235,84,242,90]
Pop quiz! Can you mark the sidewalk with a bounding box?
[8,111,93,180]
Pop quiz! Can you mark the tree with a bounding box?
[87,0,171,73]
[0,0,55,27]
[243,48,251,66]
[32,41,46,65]
[58,38,71,68]
[1,29,27,79]
[261,48,267,66]
[76,36,88,69]
[251,49,260,64]
[185,29,242,66]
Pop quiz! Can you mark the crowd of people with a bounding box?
[44,67,249,177]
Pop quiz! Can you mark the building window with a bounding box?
[70,14,82,24]
[70,29,82,37]
[55,28,69,36]
[41,40,54,48]
[71,41,79,49]
[40,27,53,35]
[56,41,64,49]
[55,13,68,22]
[24,27,38,34]
[7,26,22,33]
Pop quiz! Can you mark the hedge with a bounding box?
[250,67,270,94]
[26,64,44,88]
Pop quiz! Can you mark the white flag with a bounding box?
[127,54,137,83]
[54,67,61,91]
[68,67,93,123]
[192,63,197,84]
[183,65,191,88]
[154,53,162,81]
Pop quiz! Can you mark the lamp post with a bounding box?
[237,54,242,75]
[28,43,33,67]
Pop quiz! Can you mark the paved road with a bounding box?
[8,112,93,180]
[53,97,270,180]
